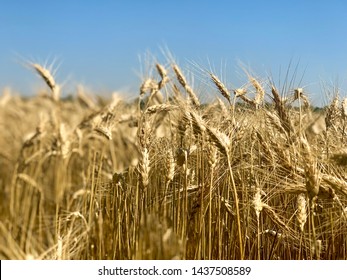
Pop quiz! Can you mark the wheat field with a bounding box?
[0,60,346,260]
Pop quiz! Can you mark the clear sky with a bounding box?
[0,0,346,105]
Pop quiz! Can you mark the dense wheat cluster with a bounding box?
[0,60,346,260]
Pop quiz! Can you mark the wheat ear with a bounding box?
[172,64,200,107]
[32,63,60,102]
[210,73,231,104]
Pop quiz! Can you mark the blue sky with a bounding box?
[0,0,346,105]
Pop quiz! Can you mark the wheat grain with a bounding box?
[296,193,307,232]
[166,150,175,182]
[253,187,263,219]
[139,147,150,189]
